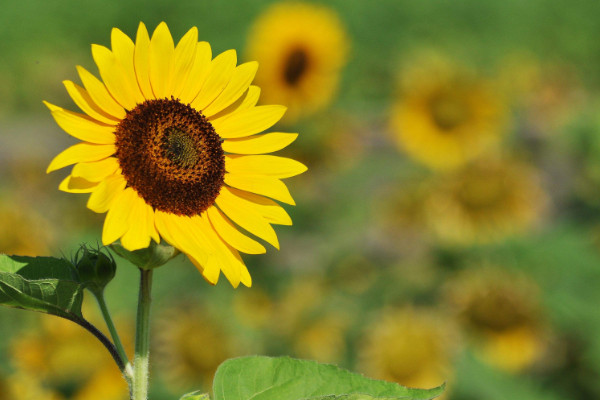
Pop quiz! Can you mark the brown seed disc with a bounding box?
[114,98,225,216]
[283,48,309,86]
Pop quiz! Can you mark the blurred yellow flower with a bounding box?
[390,55,506,170]
[154,303,233,392]
[246,2,349,122]
[0,372,63,400]
[424,158,547,245]
[233,287,274,329]
[359,308,454,391]
[9,315,129,399]
[46,22,306,287]
[293,313,349,364]
[0,197,52,255]
[445,267,547,372]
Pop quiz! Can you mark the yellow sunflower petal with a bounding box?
[154,211,212,266]
[102,188,136,245]
[176,41,212,103]
[188,253,220,285]
[76,66,126,119]
[206,206,266,254]
[227,187,292,225]
[134,22,154,99]
[206,85,261,121]
[111,27,145,104]
[224,174,295,205]
[59,175,99,193]
[44,102,115,144]
[63,81,119,125]
[215,186,280,249]
[210,105,286,139]
[87,174,127,213]
[240,264,252,287]
[171,27,198,97]
[190,49,236,111]
[222,132,297,154]
[225,155,307,179]
[91,44,139,110]
[203,61,258,117]
[149,22,174,99]
[120,194,155,251]
[71,157,119,182]
[47,143,115,173]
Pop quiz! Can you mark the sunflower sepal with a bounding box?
[110,241,180,270]
[72,245,116,296]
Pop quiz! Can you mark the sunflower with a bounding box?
[444,267,547,372]
[390,55,506,170]
[246,2,349,122]
[358,308,454,391]
[45,22,306,287]
[423,158,547,245]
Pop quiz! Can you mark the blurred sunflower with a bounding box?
[9,315,129,399]
[293,313,349,364]
[390,55,506,170]
[445,267,547,372]
[423,158,547,245]
[0,197,53,255]
[46,22,306,288]
[359,307,454,391]
[0,372,62,400]
[246,2,349,122]
[154,303,234,392]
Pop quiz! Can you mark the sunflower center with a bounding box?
[430,93,470,131]
[115,98,225,216]
[283,48,309,86]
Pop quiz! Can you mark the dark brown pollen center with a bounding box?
[283,48,309,86]
[114,98,225,216]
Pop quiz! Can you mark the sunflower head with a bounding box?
[45,22,306,288]
[390,54,507,170]
[246,2,349,122]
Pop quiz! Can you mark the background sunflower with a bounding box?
[2,1,600,399]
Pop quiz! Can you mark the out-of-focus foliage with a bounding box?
[2,0,600,399]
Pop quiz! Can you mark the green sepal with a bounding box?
[110,241,180,270]
[212,356,445,400]
[0,254,85,321]
[180,391,210,400]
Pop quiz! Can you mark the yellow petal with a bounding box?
[190,49,236,111]
[210,105,286,139]
[47,143,115,173]
[203,61,258,117]
[63,81,119,125]
[215,186,279,249]
[111,28,145,104]
[207,85,261,121]
[224,174,295,205]
[149,22,174,99]
[225,155,307,179]
[120,194,155,251]
[59,175,99,193]
[222,132,297,155]
[176,41,212,103]
[92,44,139,110]
[154,212,211,264]
[134,22,154,99]
[171,27,198,98]
[71,157,119,182]
[227,187,292,225]
[76,66,126,119]
[44,101,116,144]
[102,187,136,245]
[206,206,266,254]
[87,174,127,213]
[188,253,220,285]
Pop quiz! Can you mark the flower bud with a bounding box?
[74,246,116,294]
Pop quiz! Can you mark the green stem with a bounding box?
[74,316,126,372]
[95,290,132,381]
[132,268,153,400]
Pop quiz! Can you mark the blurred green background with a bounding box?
[2,0,600,399]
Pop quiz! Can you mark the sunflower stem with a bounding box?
[132,268,153,400]
[94,290,133,383]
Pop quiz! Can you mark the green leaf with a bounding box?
[180,391,210,400]
[0,255,85,321]
[212,356,445,400]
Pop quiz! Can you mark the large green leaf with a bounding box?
[212,356,444,400]
[0,255,85,321]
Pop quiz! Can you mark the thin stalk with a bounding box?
[132,268,153,400]
[95,290,133,381]
[74,316,126,372]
